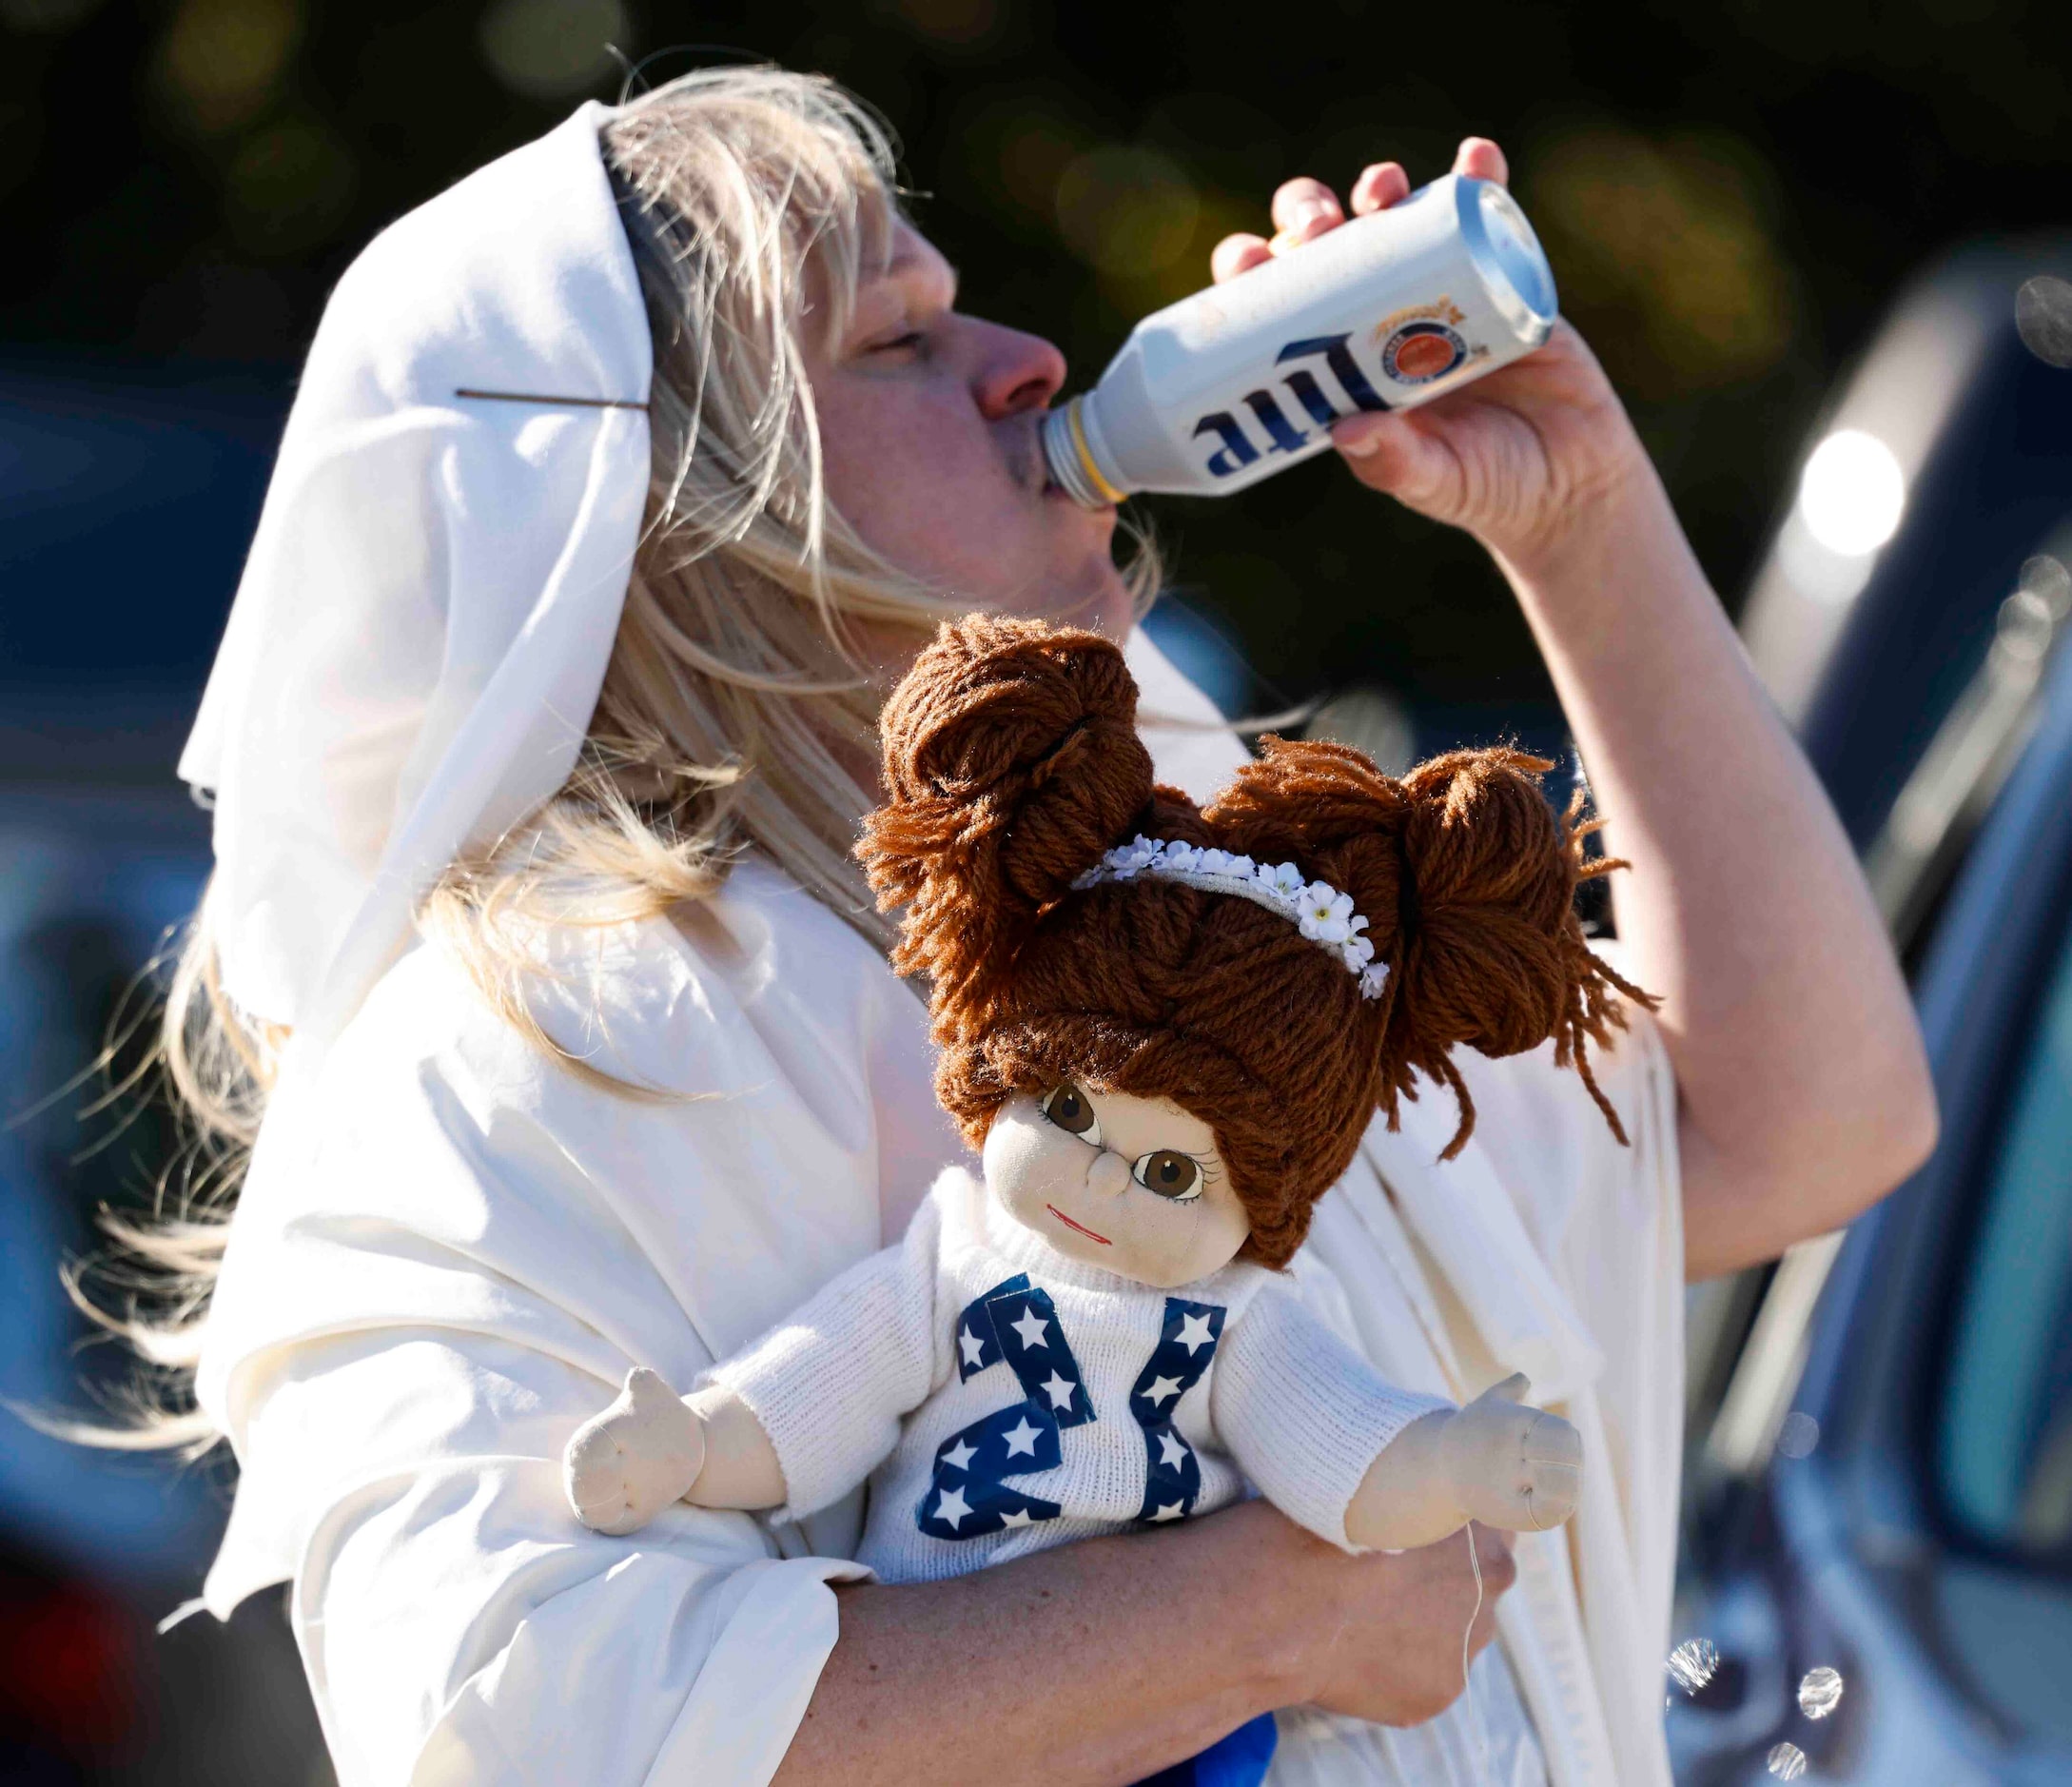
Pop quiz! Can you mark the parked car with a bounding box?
[1671,246,2072,1782]
[1,355,328,1785]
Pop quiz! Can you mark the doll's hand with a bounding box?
[1346,1372,1580,1549]
[564,1365,707,1536]
[1437,1372,1582,1533]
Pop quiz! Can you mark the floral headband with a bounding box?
[1073,836,1391,1000]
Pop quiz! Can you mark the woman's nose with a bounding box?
[971,320,1067,420]
[1087,1150,1132,1200]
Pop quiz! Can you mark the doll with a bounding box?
[562,616,1645,1771]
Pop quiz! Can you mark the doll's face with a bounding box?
[982,1084,1252,1287]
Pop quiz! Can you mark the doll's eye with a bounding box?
[1133,1149,1202,1201]
[1041,1083,1102,1147]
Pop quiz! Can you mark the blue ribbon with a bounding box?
[1125,1299,1261,1786]
[1129,1296,1225,1524]
[918,1274,1095,1541]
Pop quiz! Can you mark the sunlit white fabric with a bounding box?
[179,103,650,1045]
[198,854,955,1786]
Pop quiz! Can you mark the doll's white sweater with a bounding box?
[710,1166,1449,1585]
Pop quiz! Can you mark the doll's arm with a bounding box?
[564,1369,788,1535]
[1211,1286,1580,1553]
[564,1197,948,1536]
[1344,1373,1581,1551]
[1210,1283,1451,1549]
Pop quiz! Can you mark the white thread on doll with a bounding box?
[1462,1524,1495,1785]
[1072,837,1391,998]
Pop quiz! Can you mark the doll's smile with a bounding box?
[1046,1204,1112,1246]
[981,1090,1252,1288]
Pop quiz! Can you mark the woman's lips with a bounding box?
[1046,1204,1111,1246]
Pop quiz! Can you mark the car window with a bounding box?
[0,814,221,1582]
[1938,906,2072,1561]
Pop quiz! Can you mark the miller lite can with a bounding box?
[1042,173,1556,506]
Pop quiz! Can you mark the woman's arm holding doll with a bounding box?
[572,1337,1539,1787]
[569,1373,1532,1786]
[779,1504,1518,1787]
[1222,140,1938,1278]
[568,1267,1537,1786]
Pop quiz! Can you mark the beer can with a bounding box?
[1042,173,1557,507]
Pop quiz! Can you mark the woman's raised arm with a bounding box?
[1472,440,1937,1279]
[1219,139,1938,1279]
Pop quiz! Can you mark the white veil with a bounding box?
[180,102,652,1053]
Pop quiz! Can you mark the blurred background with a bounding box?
[4,1,2071,1781]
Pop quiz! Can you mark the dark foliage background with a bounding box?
[4,0,2069,713]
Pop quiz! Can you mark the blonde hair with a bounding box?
[75,65,1160,1447]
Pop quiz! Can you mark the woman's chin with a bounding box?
[1027,571,1133,642]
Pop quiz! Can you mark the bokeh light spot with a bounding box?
[1775,1410,1821,1458]
[1798,1664,1844,1719]
[1522,127,1796,400]
[154,0,303,135]
[1054,146,1200,279]
[2016,556,2072,641]
[0,0,107,29]
[996,117,1086,219]
[2016,275,2072,368]
[1798,429,1905,557]
[479,0,627,99]
[889,0,1002,46]
[1767,1740,1808,1778]
[225,115,358,257]
[1666,1637,1720,1695]
[2023,554,2072,604]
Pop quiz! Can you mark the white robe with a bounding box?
[195,633,1682,1787]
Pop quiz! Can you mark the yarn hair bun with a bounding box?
[1208,738,1652,1156]
[861,615,1154,1037]
[860,615,1652,1267]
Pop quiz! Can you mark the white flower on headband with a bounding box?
[1073,836,1391,1000]
[1298,884,1357,944]
[1107,836,1161,879]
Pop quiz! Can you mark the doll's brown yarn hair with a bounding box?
[859,615,1653,1267]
